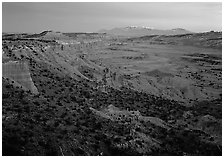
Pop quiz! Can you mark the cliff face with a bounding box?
[2,61,38,94]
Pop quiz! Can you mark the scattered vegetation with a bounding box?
[2,32,222,156]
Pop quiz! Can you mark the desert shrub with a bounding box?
[3,93,10,99]
[33,101,40,106]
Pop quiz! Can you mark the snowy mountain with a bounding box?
[99,26,192,37]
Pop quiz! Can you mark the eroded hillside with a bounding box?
[2,31,222,156]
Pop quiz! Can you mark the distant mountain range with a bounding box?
[98,26,193,37]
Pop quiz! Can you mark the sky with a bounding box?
[2,2,222,33]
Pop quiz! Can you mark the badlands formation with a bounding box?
[2,30,222,156]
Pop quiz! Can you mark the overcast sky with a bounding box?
[2,2,222,33]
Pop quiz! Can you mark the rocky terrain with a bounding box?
[2,30,222,156]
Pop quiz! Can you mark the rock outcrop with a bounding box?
[89,104,173,154]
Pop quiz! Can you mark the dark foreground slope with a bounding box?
[2,33,222,156]
[2,61,221,156]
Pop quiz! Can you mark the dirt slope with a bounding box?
[2,61,38,94]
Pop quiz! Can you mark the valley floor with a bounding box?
[88,42,221,105]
